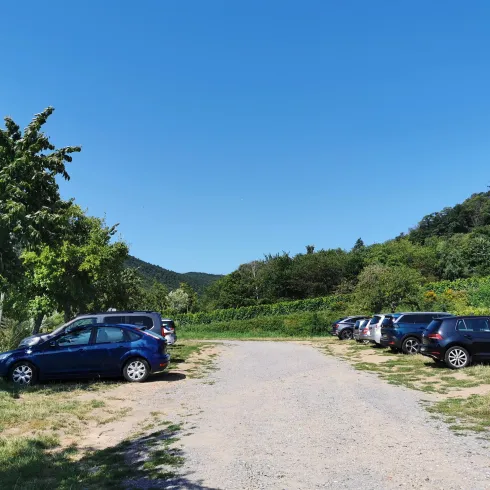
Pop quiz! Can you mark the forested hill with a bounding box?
[125,256,222,293]
[202,190,490,310]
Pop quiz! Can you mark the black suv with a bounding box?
[332,316,370,340]
[421,316,490,369]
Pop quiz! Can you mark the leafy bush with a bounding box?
[174,295,347,326]
[179,311,338,338]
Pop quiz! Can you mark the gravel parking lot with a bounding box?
[163,341,490,489]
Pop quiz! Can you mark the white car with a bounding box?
[161,318,177,345]
[372,314,394,346]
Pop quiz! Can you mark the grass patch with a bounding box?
[0,380,122,434]
[0,424,184,489]
[429,394,490,433]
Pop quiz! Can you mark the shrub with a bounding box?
[179,311,338,338]
[174,295,347,326]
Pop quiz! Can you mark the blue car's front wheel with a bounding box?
[10,362,36,385]
[123,358,150,383]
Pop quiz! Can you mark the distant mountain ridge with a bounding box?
[125,255,222,294]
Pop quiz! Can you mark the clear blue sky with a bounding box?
[2,1,490,274]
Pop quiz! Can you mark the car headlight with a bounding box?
[0,353,11,362]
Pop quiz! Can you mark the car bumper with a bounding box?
[380,337,402,348]
[419,345,443,360]
[149,354,171,374]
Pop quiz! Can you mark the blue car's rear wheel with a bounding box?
[10,362,36,385]
[123,358,150,383]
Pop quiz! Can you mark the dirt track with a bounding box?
[80,341,490,489]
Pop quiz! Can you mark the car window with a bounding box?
[416,315,434,324]
[126,316,154,328]
[371,316,381,325]
[65,317,97,333]
[58,328,92,347]
[460,318,490,332]
[103,315,126,324]
[95,327,127,344]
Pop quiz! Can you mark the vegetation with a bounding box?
[196,191,490,324]
[125,255,222,294]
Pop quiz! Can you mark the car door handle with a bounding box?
[464,334,472,339]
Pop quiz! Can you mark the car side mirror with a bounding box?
[49,340,57,348]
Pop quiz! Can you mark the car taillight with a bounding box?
[428,333,443,340]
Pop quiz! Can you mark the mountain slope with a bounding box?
[125,256,222,293]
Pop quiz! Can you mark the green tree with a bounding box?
[142,280,169,313]
[354,264,423,313]
[179,282,197,312]
[0,107,81,288]
[21,206,130,331]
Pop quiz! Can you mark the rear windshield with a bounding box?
[162,320,175,328]
[370,316,381,325]
[426,319,443,333]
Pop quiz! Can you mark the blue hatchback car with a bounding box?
[379,312,453,354]
[0,323,170,385]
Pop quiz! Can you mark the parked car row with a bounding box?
[333,312,490,369]
[0,311,177,385]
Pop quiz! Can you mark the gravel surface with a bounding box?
[159,341,490,489]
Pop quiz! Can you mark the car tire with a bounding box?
[445,346,470,369]
[340,329,353,340]
[401,337,420,355]
[10,361,36,385]
[123,358,150,383]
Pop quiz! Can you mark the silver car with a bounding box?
[359,315,382,343]
[372,314,394,346]
[161,318,177,345]
[354,318,370,343]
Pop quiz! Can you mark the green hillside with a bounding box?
[125,255,222,294]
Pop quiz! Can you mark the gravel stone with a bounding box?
[161,341,490,489]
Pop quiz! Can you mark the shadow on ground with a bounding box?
[0,424,213,489]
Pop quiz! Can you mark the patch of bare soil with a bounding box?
[64,343,225,451]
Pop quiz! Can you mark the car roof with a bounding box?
[76,311,160,317]
[450,315,490,319]
[395,312,451,315]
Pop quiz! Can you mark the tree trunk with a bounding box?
[64,305,71,323]
[32,313,44,335]
[0,292,4,326]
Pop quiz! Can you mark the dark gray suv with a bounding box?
[19,311,164,348]
[332,316,370,340]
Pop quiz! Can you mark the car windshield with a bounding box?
[50,322,72,336]
[425,319,443,333]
